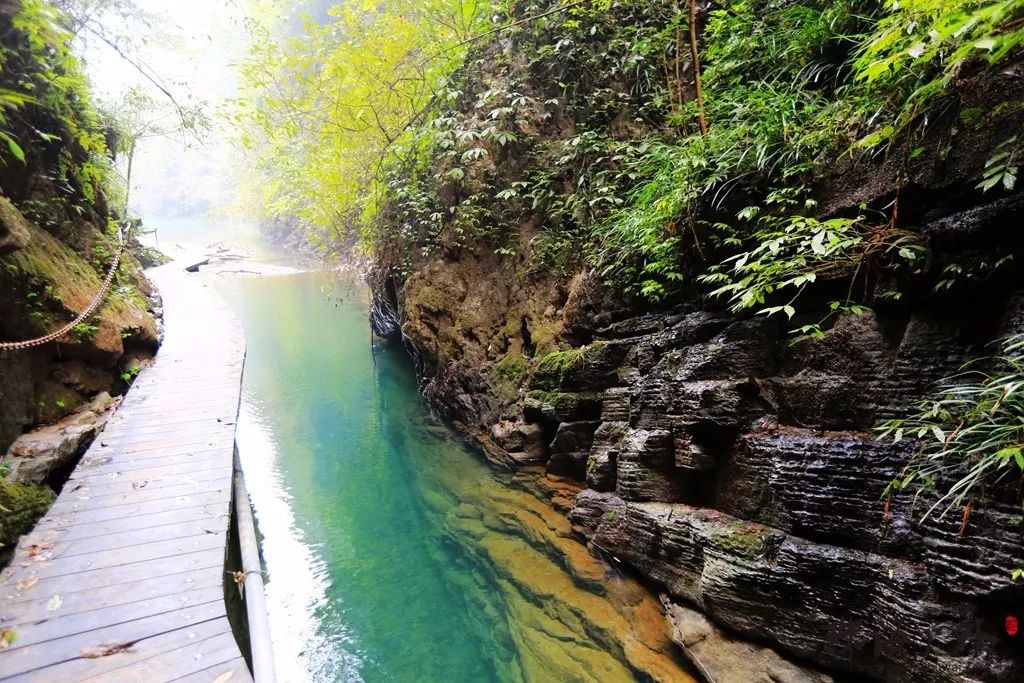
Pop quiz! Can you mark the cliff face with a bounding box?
[390,201,1024,681]
[371,4,1024,680]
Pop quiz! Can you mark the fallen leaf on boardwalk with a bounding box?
[26,544,49,559]
[79,642,135,658]
[0,629,17,648]
[211,671,234,683]
[46,594,62,611]
[16,577,38,591]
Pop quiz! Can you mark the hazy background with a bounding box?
[80,0,254,219]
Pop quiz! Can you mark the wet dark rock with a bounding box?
[571,490,1024,682]
[615,428,683,503]
[530,341,631,392]
[635,378,768,434]
[0,197,30,255]
[546,420,600,480]
[523,390,602,423]
[5,392,118,486]
[661,596,833,683]
[0,351,34,453]
[585,421,626,491]
[626,311,733,374]
[719,424,922,557]
[491,421,547,465]
[677,317,780,381]
[50,359,114,396]
[922,192,1024,249]
[599,387,630,421]
[918,498,1024,599]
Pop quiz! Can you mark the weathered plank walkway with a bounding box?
[0,263,251,682]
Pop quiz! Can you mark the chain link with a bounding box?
[0,227,126,351]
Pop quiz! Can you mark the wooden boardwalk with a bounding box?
[0,264,251,682]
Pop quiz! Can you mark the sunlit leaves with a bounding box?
[697,210,924,325]
[235,0,493,237]
[977,136,1020,193]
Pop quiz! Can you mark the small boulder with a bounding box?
[661,596,833,683]
[5,392,118,486]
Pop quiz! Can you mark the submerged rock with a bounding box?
[661,596,832,683]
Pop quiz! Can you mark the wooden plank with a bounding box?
[67,457,229,486]
[85,433,231,453]
[74,447,226,474]
[95,421,236,441]
[2,531,228,583]
[102,413,238,434]
[21,516,229,562]
[85,632,249,683]
[2,610,232,681]
[62,460,229,491]
[34,491,228,528]
[0,600,226,677]
[109,398,240,417]
[30,503,230,543]
[1,587,225,652]
[0,565,224,627]
[48,477,230,513]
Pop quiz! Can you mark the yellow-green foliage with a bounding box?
[1,1,116,207]
[236,0,494,239]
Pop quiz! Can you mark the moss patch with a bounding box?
[707,522,774,560]
[0,481,54,556]
[532,341,611,391]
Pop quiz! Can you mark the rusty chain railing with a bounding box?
[0,226,125,351]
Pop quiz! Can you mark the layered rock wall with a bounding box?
[381,167,1024,682]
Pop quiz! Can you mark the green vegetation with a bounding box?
[698,200,924,338]
[239,0,1023,333]
[0,1,117,224]
[236,0,494,248]
[879,334,1024,520]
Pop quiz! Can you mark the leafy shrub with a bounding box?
[698,199,924,336]
[878,334,1024,519]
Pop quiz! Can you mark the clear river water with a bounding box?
[151,218,692,682]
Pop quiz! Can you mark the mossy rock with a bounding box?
[524,390,603,423]
[0,481,54,554]
[0,197,31,255]
[707,521,781,561]
[493,348,529,385]
[530,341,626,391]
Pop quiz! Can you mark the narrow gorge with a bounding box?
[1,0,1024,681]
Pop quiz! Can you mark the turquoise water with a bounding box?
[212,270,692,683]
[218,273,508,681]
